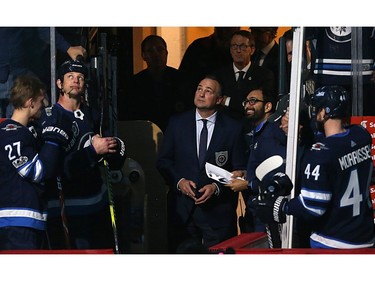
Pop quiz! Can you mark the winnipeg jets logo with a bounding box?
[215,151,228,167]
[325,27,351,43]
[2,124,22,131]
[311,142,328,151]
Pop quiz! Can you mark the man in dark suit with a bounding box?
[156,75,247,253]
[214,30,275,120]
[250,27,280,92]
[178,27,240,110]
[123,35,185,133]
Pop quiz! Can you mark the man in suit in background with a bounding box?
[178,27,240,110]
[250,27,280,92]
[214,30,275,120]
[124,35,184,132]
[156,75,246,253]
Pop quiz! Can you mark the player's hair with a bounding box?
[202,74,223,97]
[141,35,167,53]
[231,30,256,47]
[10,75,46,109]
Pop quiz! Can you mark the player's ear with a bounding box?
[56,79,63,89]
[265,101,272,113]
[216,95,224,105]
[25,98,33,109]
[316,108,326,121]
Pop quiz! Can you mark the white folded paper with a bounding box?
[205,162,234,184]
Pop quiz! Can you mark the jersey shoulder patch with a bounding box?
[1,123,22,131]
[311,142,328,151]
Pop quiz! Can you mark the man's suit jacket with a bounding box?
[252,42,280,90]
[156,109,246,228]
[214,63,275,119]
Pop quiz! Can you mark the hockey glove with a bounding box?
[252,195,288,224]
[104,137,127,170]
[41,108,75,150]
[260,172,293,197]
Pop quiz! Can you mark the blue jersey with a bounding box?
[38,103,108,217]
[0,119,61,230]
[307,27,375,86]
[287,124,375,248]
[246,119,287,191]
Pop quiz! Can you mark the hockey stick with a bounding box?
[255,155,284,248]
[255,155,283,181]
[103,159,120,254]
[57,176,71,249]
[94,37,121,254]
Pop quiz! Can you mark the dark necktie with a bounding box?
[198,119,208,167]
[237,70,245,88]
[257,51,266,66]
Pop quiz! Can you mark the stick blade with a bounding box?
[255,155,284,181]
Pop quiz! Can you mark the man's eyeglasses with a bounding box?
[242,97,267,106]
[230,44,250,51]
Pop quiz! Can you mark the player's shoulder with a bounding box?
[42,104,74,123]
[0,119,32,143]
[309,141,330,152]
[304,138,336,164]
[348,124,372,139]
[0,119,25,133]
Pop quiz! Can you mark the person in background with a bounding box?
[214,30,275,120]
[0,75,73,250]
[0,27,87,118]
[280,28,313,96]
[225,87,286,234]
[306,27,375,116]
[124,35,184,132]
[156,75,246,253]
[179,27,240,110]
[250,27,280,90]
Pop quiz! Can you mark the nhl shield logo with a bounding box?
[215,151,228,167]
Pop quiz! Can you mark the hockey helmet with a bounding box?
[57,59,88,81]
[305,85,349,119]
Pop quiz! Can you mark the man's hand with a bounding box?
[280,107,289,135]
[91,134,117,155]
[178,178,198,199]
[67,46,87,61]
[104,137,127,170]
[195,183,217,205]
[225,178,248,192]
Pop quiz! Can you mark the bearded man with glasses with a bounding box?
[225,87,287,234]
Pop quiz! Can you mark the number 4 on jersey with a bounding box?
[304,164,321,180]
[340,169,362,217]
